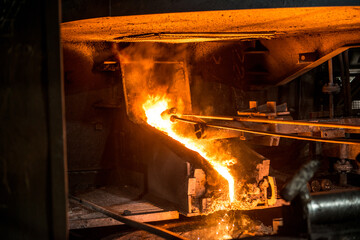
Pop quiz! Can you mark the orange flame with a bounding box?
[142,95,235,202]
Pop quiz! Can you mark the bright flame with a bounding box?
[142,95,235,202]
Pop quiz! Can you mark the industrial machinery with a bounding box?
[61,6,360,239]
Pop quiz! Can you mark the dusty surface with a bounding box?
[102,213,273,240]
[61,7,360,43]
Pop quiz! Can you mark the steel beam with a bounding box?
[171,116,360,145]
[182,114,360,130]
[70,196,188,240]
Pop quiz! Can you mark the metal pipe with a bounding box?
[308,190,360,224]
[329,95,334,118]
[181,114,360,130]
[328,59,334,85]
[182,114,235,121]
[171,116,360,145]
[343,50,352,116]
[328,59,334,118]
[70,196,188,240]
[339,53,348,116]
[194,124,243,139]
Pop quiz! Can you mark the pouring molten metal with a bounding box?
[142,95,235,202]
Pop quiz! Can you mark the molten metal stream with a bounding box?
[142,96,235,202]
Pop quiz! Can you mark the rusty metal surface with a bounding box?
[70,195,187,240]
[61,7,360,42]
[171,115,360,145]
[69,187,179,229]
[323,143,360,160]
[182,113,360,130]
[61,8,360,88]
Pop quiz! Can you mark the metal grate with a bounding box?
[352,100,360,110]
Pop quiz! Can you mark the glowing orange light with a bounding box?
[142,95,235,202]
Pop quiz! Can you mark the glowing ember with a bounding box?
[142,95,235,202]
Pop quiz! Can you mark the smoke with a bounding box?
[115,41,267,212]
[63,42,117,94]
[114,42,191,123]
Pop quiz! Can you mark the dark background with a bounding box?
[61,0,360,22]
